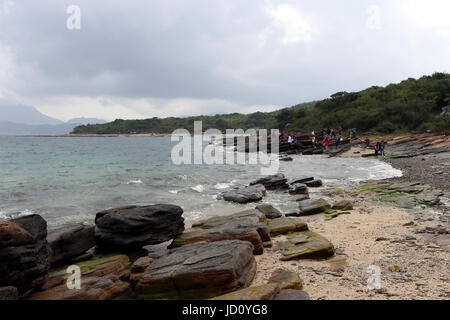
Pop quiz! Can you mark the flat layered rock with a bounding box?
[250,174,288,190]
[134,240,256,300]
[293,199,331,216]
[29,275,133,300]
[95,204,185,251]
[221,184,266,204]
[28,254,132,300]
[211,284,280,300]
[268,269,302,290]
[266,218,308,237]
[48,224,95,266]
[280,231,335,261]
[255,204,282,219]
[171,210,270,255]
[275,289,310,300]
[0,215,50,294]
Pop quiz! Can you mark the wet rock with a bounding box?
[292,199,331,216]
[0,214,50,294]
[267,269,302,290]
[305,180,323,188]
[279,231,335,261]
[48,224,95,266]
[211,284,280,300]
[250,174,288,190]
[222,184,266,204]
[280,157,293,162]
[255,204,282,219]
[266,218,308,236]
[134,240,257,300]
[274,289,310,300]
[289,177,314,185]
[0,286,18,300]
[171,209,270,255]
[95,204,185,251]
[332,200,353,211]
[289,184,309,195]
[130,256,154,274]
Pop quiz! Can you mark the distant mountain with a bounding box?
[0,100,107,135]
[66,117,107,125]
[0,100,62,125]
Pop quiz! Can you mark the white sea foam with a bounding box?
[0,209,35,220]
[126,179,144,185]
[191,185,205,193]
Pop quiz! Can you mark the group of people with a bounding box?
[312,126,347,151]
[364,138,386,156]
[279,131,298,145]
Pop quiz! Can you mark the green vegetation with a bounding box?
[73,73,450,134]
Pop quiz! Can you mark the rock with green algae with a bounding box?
[134,240,257,300]
[332,200,354,211]
[265,217,308,236]
[170,209,270,255]
[27,254,133,300]
[279,231,335,261]
[324,210,351,221]
[211,284,281,300]
[359,181,443,208]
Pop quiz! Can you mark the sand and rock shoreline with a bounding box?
[0,133,449,300]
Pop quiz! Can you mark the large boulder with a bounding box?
[289,199,330,216]
[48,224,95,266]
[0,215,50,294]
[28,254,133,300]
[250,174,288,190]
[170,209,271,255]
[211,284,280,300]
[221,185,266,204]
[95,204,185,251]
[133,240,256,300]
[255,204,282,219]
[266,218,308,237]
[279,231,335,261]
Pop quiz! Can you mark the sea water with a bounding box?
[0,136,402,228]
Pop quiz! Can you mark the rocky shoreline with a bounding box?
[1,134,449,300]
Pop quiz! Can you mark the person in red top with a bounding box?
[324,137,329,150]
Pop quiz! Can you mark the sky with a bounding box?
[0,0,449,121]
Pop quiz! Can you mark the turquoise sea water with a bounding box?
[0,136,402,228]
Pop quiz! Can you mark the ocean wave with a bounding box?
[0,209,35,220]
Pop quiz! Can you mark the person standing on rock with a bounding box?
[380,140,386,157]
[324,137,329,151]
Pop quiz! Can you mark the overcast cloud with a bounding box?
[0,0,449,121]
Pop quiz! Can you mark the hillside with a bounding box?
[72,73,450,135]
